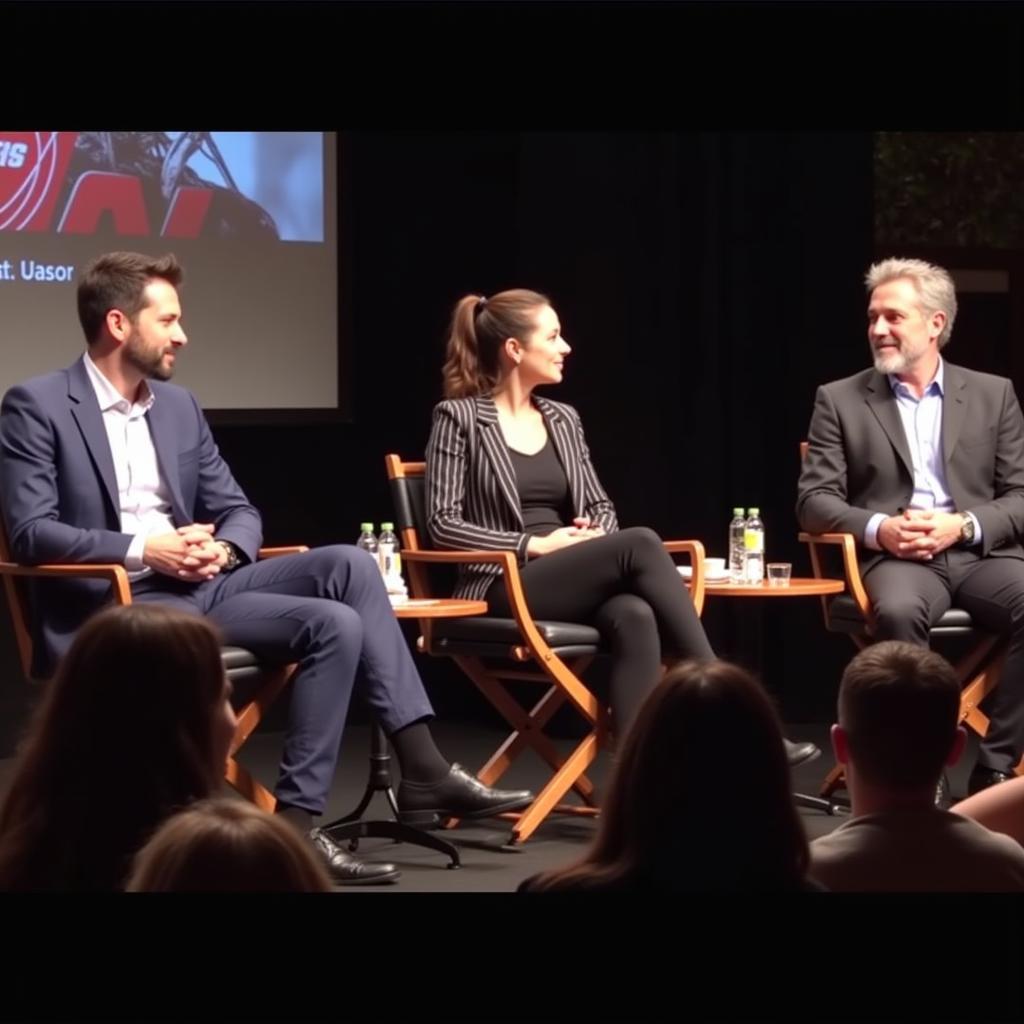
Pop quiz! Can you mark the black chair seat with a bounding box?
[431,615,602,658]
[221,645,261,671]
[220,645,283,701]
[432,615,601,647]
[827,595,978,637]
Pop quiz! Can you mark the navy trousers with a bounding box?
[132,545,434,814]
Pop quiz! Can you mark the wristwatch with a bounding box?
[217,540,241,571]
[959,513,976,546]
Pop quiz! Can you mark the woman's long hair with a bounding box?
[126,797,333,892]
[441,289,549,398]
[0,604,228,891]
[527,660,810,891]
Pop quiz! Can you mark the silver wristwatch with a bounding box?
[217,540,241,571]
[959,514,975,546]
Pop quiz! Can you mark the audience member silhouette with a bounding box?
[519,659,812,892]
[0,604,237,891]
[127,797,333,892]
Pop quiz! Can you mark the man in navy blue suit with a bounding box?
[0,251,532,885]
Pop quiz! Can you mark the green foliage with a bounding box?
[875,132,1024,249]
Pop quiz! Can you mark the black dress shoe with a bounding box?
[967,766,1015,796]
[396,764,535,828]
[934,772,951,809]
[784,738,821,768]
[308,828,401,886]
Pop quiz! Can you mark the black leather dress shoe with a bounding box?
[784,738,821,768]
[396,764,535,828]
[967,766,1015,796]
[308,828,401,885]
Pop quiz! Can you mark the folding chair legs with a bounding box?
[507,731,603,845]
[225,758,277,812]
[820,763,845,801]
[442,653,604,842]
[223,662,296,813]
[957,648,1002,738]
[453,654,600,802]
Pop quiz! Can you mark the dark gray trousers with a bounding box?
[864,549,1024,773]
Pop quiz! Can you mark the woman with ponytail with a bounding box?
[425,289,717,737]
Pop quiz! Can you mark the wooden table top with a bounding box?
[391,597,489,618]
[703,578,845,598]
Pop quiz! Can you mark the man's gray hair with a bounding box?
[866,257,958,350]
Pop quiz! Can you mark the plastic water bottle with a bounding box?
[356,522,378,566]
[378,522,402,585]
[728,507,746,583]
[377,522,408,603]
[743,508,765,583]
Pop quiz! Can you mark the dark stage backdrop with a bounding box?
[1,131,881,750]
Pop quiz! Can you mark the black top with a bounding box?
[508,436,571,537]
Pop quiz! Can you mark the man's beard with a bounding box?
[124,333,174,380]
[871,342,924,376]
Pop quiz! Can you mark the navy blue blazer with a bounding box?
[425,394,617,602]
[0,355,262,676]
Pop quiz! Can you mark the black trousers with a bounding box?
[864,548,1024,773]
[487,527,714,734]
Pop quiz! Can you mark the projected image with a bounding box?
[0,131,339,413]
[0,131,324,242]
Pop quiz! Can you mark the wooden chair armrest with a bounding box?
[401,548,520,608]
[797,530,871,621]
[392,549,518,614]
[0,560,132,605]
[258,546,309,559]
[399,547,520,607]
[400,549,520,567]
[662,539,706,618]
[797,531,859,546]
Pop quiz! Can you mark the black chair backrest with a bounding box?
[386,459,458,598]
[389,471,427,540]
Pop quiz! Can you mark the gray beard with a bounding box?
[872,346,923,376]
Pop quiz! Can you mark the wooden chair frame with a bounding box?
[0,520,305,812]
[386,454,706,844]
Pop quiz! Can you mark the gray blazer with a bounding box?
[796,362,1024,574]
[425,394,618,601]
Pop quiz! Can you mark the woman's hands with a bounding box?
[527,518,606,557]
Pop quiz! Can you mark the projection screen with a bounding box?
[0,131,341,418]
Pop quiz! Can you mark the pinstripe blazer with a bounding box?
[425,394,618,601]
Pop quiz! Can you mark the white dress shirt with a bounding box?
[83,354,176,580]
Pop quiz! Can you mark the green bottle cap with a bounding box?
[748,507,760,515]
[360,522,375,533]
[732,507,744,516]
[381,522,394,532]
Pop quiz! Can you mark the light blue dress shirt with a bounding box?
[864,359,981,550]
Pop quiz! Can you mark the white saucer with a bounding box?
[677,566,732,583]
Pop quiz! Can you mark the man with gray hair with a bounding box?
[798,258,1024,796]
